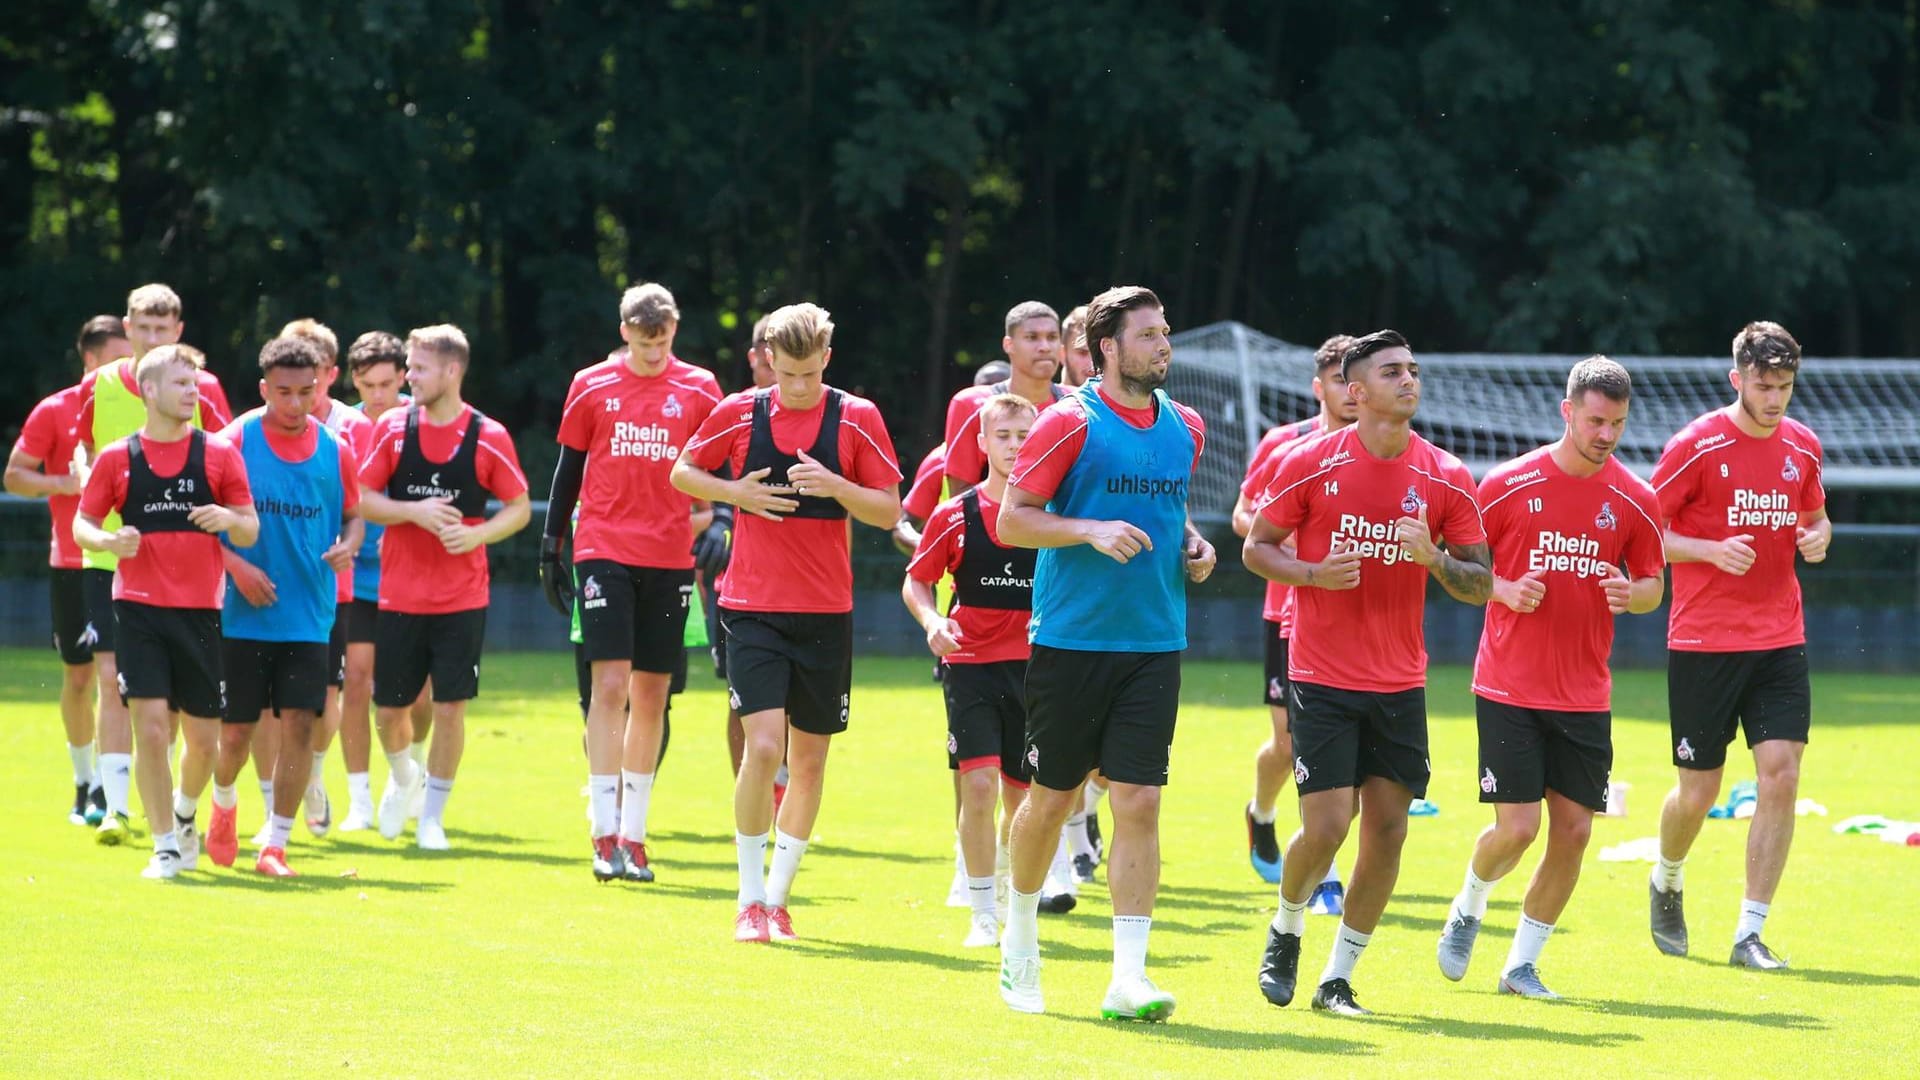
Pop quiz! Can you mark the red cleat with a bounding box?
[255,846,297,877]
[767,904,798,942]
[734,902,771,943]
[208,802,239,868]
[773,782,787,819]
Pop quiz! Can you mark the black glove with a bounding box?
[694,504,734,577]
[539,534,574,617]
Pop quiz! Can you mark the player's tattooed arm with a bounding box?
[1430,541,1493,604]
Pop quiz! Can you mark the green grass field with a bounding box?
[2,649,1915,1077]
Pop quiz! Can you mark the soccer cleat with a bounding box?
[95,811,130,846]
[1072,852,1097,885]
[85,785,107,826]
[377,771,411,840]
[1085,809,1103,862]
[304,782,332,837]
[176,820,200,872]
[207,803,239,868]
[1649,882,1688,957]
[1498,963,1560,999]
[141,849,180,880]
[1311,978,1371,1017]
[591,835,622,882]
[255,846,297,877]
[946,863,968,907]
[963,912,1002,948]
[1038,884,1078,915]
[338,801,374,833]
[1258,927,1302,1007]
[1436,909,1482,982]
[734,902,771,943]
[766,904,798,941]
[1729,934,1788,970]
[1247,807,1283,884]
[619,840,654,883]
[1309,879,1346,916]
[1101,974,1176,1023]
[70,783,91,825]
[416,819,449,851]
[999,954,1044,1014]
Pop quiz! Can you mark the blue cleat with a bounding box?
[1246,807,1283,884]
[1309,879,1345,917]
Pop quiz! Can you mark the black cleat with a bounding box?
[85,784,107,826]
[69,782,91,826]
[1311,978,1371,1017]
[1258,927,1302,1007]
[1650,881,1688,957]
[1039,889,1077,914]
[1730,934,1788,970]
[1085,811,1103,861]
[1072,852,1097,884]
[1247,807,1283,884]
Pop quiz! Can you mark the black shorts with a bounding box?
[327,603,349,687]
[345,597,379,645]
[575,640,689,717]
[1475,697,1611,811]
[50,568,97,666]
[224,638,331,722]
[1263,624,1289,708]
[83,568,118,654]
[1667,646,1812,770]
[374,608,486,707]
[719,607,852,736]
[1023,645,1180,790]
[1287,681,1430,798]
[576,561,694,672]
[113,601,224,719]
[943,660,1029,782]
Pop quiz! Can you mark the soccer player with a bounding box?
[1245,329,1490,1018]
[1229,333,1355,898]
[903,393,1039,947]
[1434,357,1665,998]
[942,302,1066,492]
[73,285,232,845]
[203,336,362,876]
[994,285,1213,1021]
[671,302,902,943]
[74,346,258,878]
[898,360,1013,555]
[6,316,132,825]
[1059,306,1094,388]
[540,283,722,882]
[358,325,531,849]
[1646,322,1829,970]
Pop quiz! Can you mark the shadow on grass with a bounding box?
[1377,1013,1641,1048]
[1144,916,1260,937]
[786,938,981,972]
[1571,998,1824,1029]
[392,842,579,868]
[644,831,946,866]
[171,870,451,894]
[1778,966,1920,989]
[1050,1012,1377,1056]
[1371,908,1447,934]
[1395,892,1520,913]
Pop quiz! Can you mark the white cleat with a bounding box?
[1100,974,1176,1023]
[999,953,1044,1014]
[142,850,181,880]
[946,864,968,908]
[176,822,200,872]
[963,913,1002,949]
[338,800,375,833]
[377,769,413,840]
[304,782,332,837]
[416,818,449,851]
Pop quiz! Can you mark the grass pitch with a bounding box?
[1,649,1915,1077]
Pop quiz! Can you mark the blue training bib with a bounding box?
[224,415,344,643]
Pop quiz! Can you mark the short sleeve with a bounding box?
[1622,487,1666,580]
[1650,436,1698,523]
[1435,460,1485,547]
[556,375,595,451]
[477,422,528,501]
[78,444,126,519]
[16,398,59,461]
[906,500,964,584]
[210,439,253,507]
[684,395,749,473]
[358,420,402,490]
[843,401,902,488]
[1257,450,1312,532]
[197,374,233,430]
[1007,403,1087,501]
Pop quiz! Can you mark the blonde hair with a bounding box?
[620,283,680,332]
[977,392,1037,430]
[135,345,196,390]
[762,302,834,360]
[1061,304,1089,350]
[280,318,339,366]
[126,283,182,319]
[407,324,471,366]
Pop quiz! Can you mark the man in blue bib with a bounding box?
[994,285,1215,1021]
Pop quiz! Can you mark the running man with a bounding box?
[1246,329,1490,1018]
[357,325,531,849]
[74,346,258,878]
[903,393,1039,947]
[672,302,902,944]
[1435,357,1665,998]
[6,316,132,826]
[994,284,1213,1022]
[943,302,1064,492]
[1647,321,1829,970]
[540,283,721,882]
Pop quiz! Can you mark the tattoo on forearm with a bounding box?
[1432,541,1493,603]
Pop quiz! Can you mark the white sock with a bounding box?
[310,750,326,783]
[267,813,294,851]
[1457,866,1496,919]
[736,831,768,908]
[1084,780,1105,814]
[348,771,371,806]
[1048,829,1073,888]
[587,774,618,837]
[153,829,178,855]
[172,789,196,825]
[1067,811,1095,861]
[212,783,238,810]
[421,775,452,823]
[409,741,428,768]
[766,830,809,907]
[1112,915,1151,981]
[1653,855,1685,894]
[967,875,996,919]
[1248,798,1278,826]
[1270,892,1309,937]
[1322,860,1341,885]
[1319,922,1372,986]
[1735,899,1769,943]
[1004,887,1042,957]
[1504,914,1554,975]
[385,748,415,783]
[258,778,274,811]
[620,770,654,843]
[100,753,132,816]
[69,743,96,785]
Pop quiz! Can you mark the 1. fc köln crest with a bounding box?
[1400,485,1423,515]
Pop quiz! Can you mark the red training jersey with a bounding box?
[683,386,901,613]
[1651,409,1825,652]
[76,361,232,445]
[944,382,1070,488]
[358,404,528,615]
[14,384,88,568]
[906,487,1031,664]
[1239,416,1325,630]
[79,432,253,609]
[558,352,722,569]
[901,444,948,524]
[314,396,374,601]
[1258,425,1485,694]
[1008,387,1206,501]
[1471,447,1665,711]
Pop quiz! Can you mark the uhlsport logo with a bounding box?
[1595,501,1617,531]
[582,575,607,610]
[663,393,683,419]
[1782,454,1801,483]
[1676,737,1695,762]
[1400,485,1423,515]
[1481,767,1498,794]
[1293,757,1309,785]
